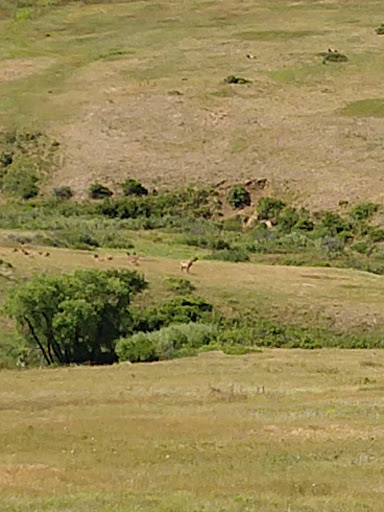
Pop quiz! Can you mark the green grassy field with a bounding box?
[2,0,384,508]
[1,0,384,206]
[1,349,384,511]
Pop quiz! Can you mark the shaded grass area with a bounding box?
[237,29,325,41]
[1,351,384,510]
[340,98,384,118]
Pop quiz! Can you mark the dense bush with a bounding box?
[116,323,217,362]
[227,185,251,209]
[121,178,148,197]
[89,182,113,199]
[5,269,147,365]
[257,197,286,222]
[132,295,214,333]
[1,166,39,199]
[53,186,73,200]
[350,202,379,221]
[224,75,252,84]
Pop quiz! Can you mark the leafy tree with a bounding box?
[5,269,147,365]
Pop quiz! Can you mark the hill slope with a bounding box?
[1,0,384,207]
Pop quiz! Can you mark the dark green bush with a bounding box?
[350,202,379,221]
[277,206,299,233]
[224,75,252,84]
[53,186,73,200]
[351,241,373,255]
[375,24,384,35]
[121,178,148,197]
[0,151,13,167]
[322,52,348,63]
[227,186,251,209]
[257,197,286,221]
[89,182,113,199]
[132,295,214,333]
[1,167,39,199]
[319,211,352,236]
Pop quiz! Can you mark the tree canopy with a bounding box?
[5,269,147,365]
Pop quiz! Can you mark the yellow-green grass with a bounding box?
[1,350,384,511]
[1,242,384,338]
[2,0,384,206]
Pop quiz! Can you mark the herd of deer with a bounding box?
[94,253,198,272]
[10,248,199,273]
[12,247,50,257]
[93,252,140,266]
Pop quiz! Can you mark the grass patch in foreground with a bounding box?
[1,351,384,510]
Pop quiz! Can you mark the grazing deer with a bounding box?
[180,257,198,273]
[246,54,256,59]
[127,252,140,266]
[328,48,338,53]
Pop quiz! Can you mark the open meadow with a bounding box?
[1,349,384,511]
[2,0,384,509]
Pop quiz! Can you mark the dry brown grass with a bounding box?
[1,0,384,207]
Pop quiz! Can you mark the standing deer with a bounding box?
[180,257,198,273]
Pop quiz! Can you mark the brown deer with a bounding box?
[180,257,198,273]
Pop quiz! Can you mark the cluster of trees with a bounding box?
[5,270,214,366]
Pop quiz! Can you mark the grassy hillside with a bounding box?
[1,350,384,511]
[1,0,384,206]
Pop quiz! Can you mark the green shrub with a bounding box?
[227,186,251,209]
[257,197,286,221]
[224,75,252,84]
[375,24,384,35]
[277,206,299,233]
[132,295,214,333]
[319,211,352,236]
[351,241,373,255]
[368,228,384,243]
[121,178,148,197]
[220,216,243,232]
[89,182,113,199]
[166,277,196,294]
[117,323,217,362]
[116,332,158,363]
[0,151,13,167]
[322,52,348,63]
[350,202,379,221]
[2,167,39,199]
[53,186,73,200]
